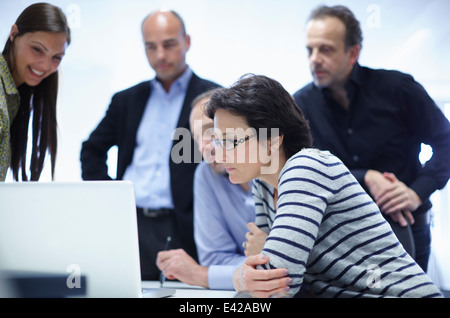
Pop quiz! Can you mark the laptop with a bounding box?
[0,181,175,298]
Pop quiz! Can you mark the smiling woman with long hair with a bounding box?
[1,2,71,181]
[205,74,442,298]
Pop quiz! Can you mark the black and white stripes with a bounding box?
[253,148,442,298]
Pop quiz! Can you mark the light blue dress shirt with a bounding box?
[193,161,255,290]
[123,67,193,208]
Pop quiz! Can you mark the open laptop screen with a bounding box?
[0,181,143,297]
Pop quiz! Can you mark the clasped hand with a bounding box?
[365,170,422,227]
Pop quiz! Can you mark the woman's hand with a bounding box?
[244,222,268,257]
[233,254,292,298]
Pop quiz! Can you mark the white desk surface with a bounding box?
[141,280,237,298]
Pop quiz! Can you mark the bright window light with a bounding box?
[419,143,433,165]
[444,103,450,120]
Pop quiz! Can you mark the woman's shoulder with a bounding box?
[285,148,342,168]
[280,148,348,182]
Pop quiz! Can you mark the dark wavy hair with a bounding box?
[3,3,71,181]
[205,74,312,160]
[308,5,363,50]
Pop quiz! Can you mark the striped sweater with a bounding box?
[254,148,442,298]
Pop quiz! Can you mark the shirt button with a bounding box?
[347,128,353,135]
[353,155,359,162]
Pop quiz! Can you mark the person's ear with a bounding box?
[270,134,284,151]
[266,134,284,157]
[184,34,191,52]
[10,24,19,42]
[348,44,361,66]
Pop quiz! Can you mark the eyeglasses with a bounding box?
[211,134,256,150]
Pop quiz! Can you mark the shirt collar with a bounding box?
[318,62,362,96]
[347,62,363,87]
[151,65,192,93]
[0,54,18,96]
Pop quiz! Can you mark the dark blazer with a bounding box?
[80,72,220,259]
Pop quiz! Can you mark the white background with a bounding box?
[1,0,449,291]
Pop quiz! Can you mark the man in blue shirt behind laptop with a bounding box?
[156,89,262,290]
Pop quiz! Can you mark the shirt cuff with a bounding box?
[208,264,242,290]
[409,175,437,205]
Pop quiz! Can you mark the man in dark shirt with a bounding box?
[294,5,450,271]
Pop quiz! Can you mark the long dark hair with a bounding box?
[3,3,71,181]
[205,74,313,160]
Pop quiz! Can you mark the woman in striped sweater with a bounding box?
[205,74,442,298]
